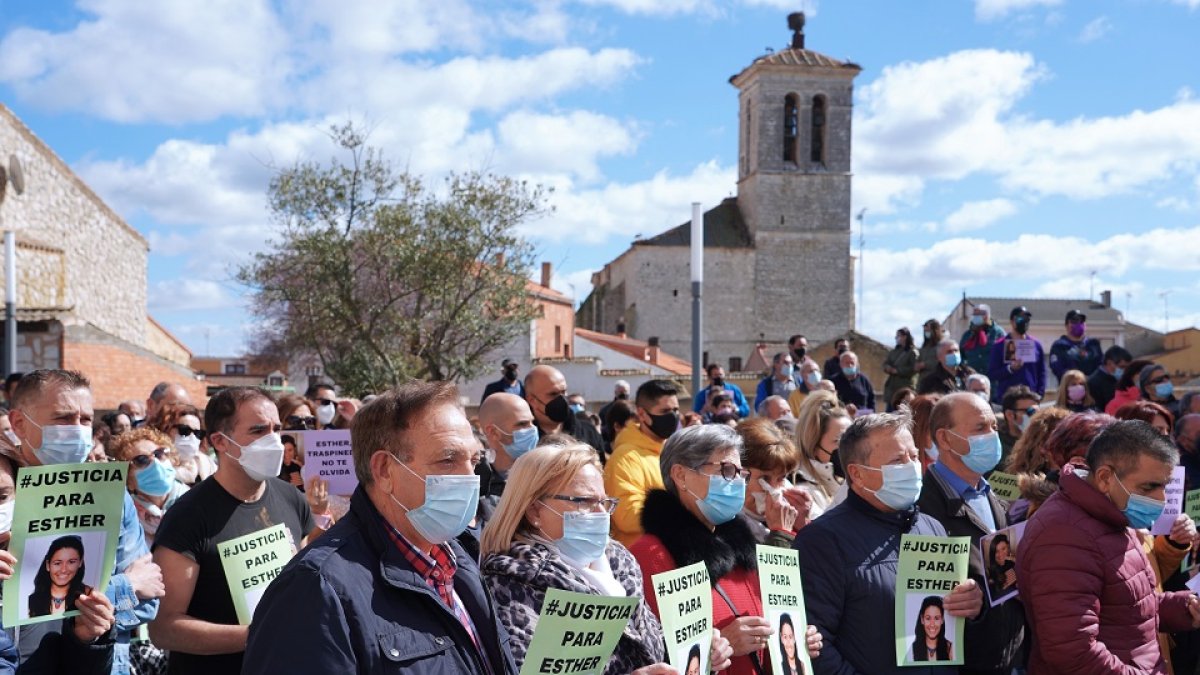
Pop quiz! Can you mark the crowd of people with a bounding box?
[0,303,1195,674]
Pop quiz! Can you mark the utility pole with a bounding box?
[690,202,703,394]
[1089,270,1096,301]
[1159,290,1172,333]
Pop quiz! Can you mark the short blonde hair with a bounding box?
[479,444,602,557]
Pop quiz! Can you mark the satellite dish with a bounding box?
[7,156,23,195]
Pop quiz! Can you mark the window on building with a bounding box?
[555,326,562,353]
[729,357,743,373]
[267,376,283,387]
[224,363,246,375]
[783,94,799,162]
[810,95,827,164]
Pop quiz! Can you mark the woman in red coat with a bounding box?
[631,424,821,675]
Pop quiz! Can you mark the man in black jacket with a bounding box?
[523,365,604,455]
[481,358,524,404]
[920,393,1025,675]
[1087,346,1132,414]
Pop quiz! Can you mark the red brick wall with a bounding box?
[535,300,576,359]
[62,340,208,411]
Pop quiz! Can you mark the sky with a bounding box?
[1,0,1199,358]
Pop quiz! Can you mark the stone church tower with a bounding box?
[578,14,861,371]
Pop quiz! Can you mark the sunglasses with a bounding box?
[317,398,336,407]
[175,425,206,440]
[285,415,318,430]
[131,447,170,469]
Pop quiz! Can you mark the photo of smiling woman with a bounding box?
[27,535,91,617]
[777,612,806,675]
[906,595,954,662]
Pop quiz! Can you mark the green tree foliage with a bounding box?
[238,124,547,395]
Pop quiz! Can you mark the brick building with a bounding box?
[577,15,861,373]
[0,104,205,409]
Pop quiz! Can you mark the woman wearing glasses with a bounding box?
[109,427,189,545]
[480,443,732,675]
[149,402,215,486]
[632,425,821,675]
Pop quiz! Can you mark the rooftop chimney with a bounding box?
[541,262,552,288]
[616,319,627,339]
[788,12,806,50]
[1101,290,1112,308]
[647,336,661,364]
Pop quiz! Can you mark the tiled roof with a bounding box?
[635,198,752,248]
[730,48,861,83]
[575,328,693,375]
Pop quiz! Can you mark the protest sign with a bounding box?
[1186,489,1200,528]
[1013,339,1037,364]
[296,429,356,494]
[3,463,126,627]
[652,561,712,675]
[979,522,1026,606]
[518,589,638,675]
[988,472,1021,501]
[895,535,969,667]
[1151,466,1186,535]
[218,524,295,624]
[757,545,813,675]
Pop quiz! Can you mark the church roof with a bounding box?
[730,47,861,84]
[634,198,752,248]
[953,296,1124,324]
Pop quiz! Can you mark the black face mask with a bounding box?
[792,348,806,361]
[712,377,725,387]
[615,392,629,400]
[829,449,846,479]
[645,410,680,440]
[503,367,518,382]
[543,394,571,424]
[837,346,848,355]
[1014,317,1030,335]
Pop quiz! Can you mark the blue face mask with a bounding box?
[1113,367,1125,380]
[855,461,922,511]
[780,364,795,378]
[23,419,91,465]
[970,315,984,327]
[135,459,177,497]
[805,371,821,387]
[1155,381,1174,399]
[569,404,585,415]
[686,469,746,526]
[541,504,610,566]
[498,425,539,460]
[1114,474,1166,530]
[389,457,480,544]
[944,352,962,368]
[947,429,1002,474]
[842,366,859,378]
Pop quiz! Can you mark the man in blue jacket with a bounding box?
[693,364,750,418]
[793,412,983,674]
[243,381,517,674]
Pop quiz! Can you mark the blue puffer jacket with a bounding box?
[242,487,518,675]
[793,488,956,675]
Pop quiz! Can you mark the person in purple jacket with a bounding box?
[988,306,1045,405]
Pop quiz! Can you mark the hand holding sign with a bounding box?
[944,579,983,619]
[0,549,15,580]
[721,616,773,657]
[710,634,733,672]
[1170,513,1198,547]
[805,625,823,659]
[72,589,115,643]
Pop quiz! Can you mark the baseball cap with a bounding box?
[1010,306,1031,320]
[1065,309,1087,323]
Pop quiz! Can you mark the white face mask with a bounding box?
[0,500,13,534]
[173,433,201,459]
[223,432,285,482]
[317,403,336,426]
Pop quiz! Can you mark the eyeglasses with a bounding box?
[175,425,206,440]
[1149,374,1172,385]
[546,494,619,514]
[285,415,318,430]
[131,447,170,469]
[693,461,751,482]
[1022,406,1038,417]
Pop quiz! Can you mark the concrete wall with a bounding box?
[1,105,149,349]
[61,324,205,410]
[146,318,192,367]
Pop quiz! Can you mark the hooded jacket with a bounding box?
[1017,470,1194,674]
[481,539,664,675]
[603,425,665,547]
[632,489,764,675]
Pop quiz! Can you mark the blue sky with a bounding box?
[2,0,1199,358]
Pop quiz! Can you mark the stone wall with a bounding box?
[16,321,63,371]
[146,317,192,367]
[0,104,149,348]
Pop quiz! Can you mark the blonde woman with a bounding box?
[480,444,732,675]
[792,391,851,518]
[1054,369,1097,413]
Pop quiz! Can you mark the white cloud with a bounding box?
[0,0,290,123]
[942,198,1018,233]
[974,0,1062,22]
[497,110,639,182]
[1078,16,1113,43]
[148,279,239,312]
[1170,0,1200,9]
[575,0,816,16]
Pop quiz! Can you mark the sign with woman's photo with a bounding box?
[895,534,969,667]
[218,523,296,624]
[651,561,712,675]
[756,545,812,675]
[2,463,126,627]
[980,522,1026,607]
